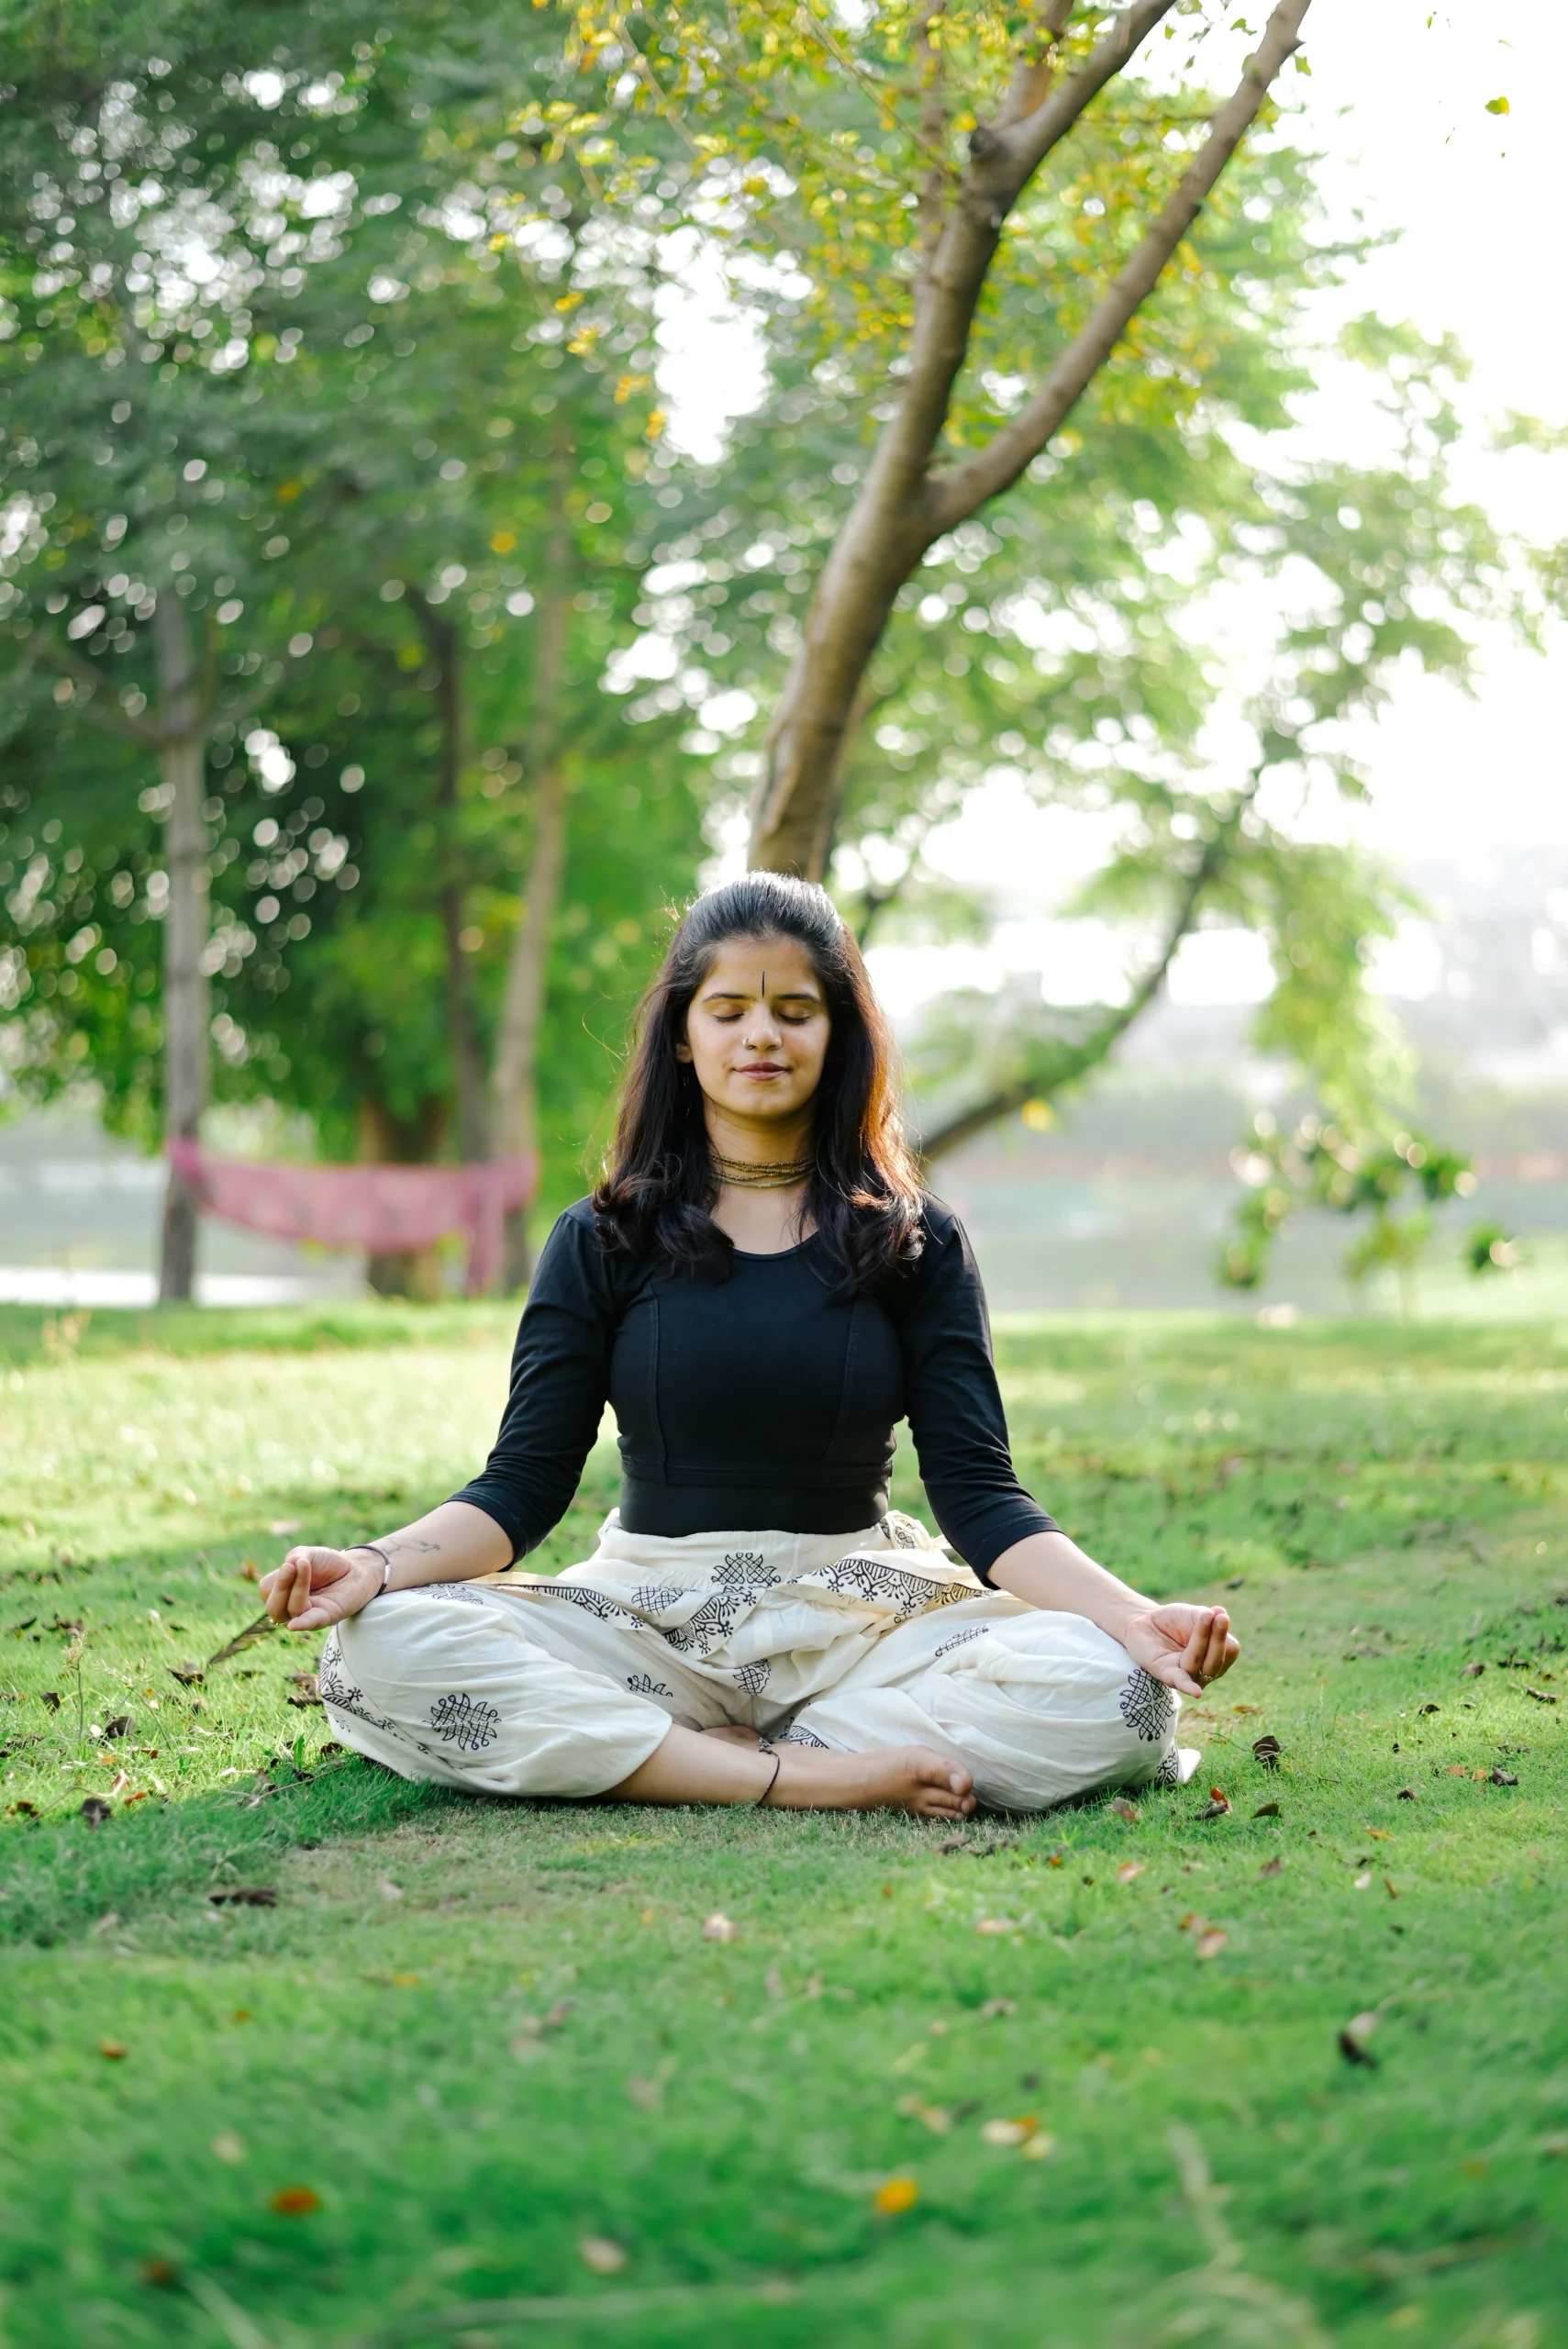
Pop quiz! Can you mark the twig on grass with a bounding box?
[336,2276,800,2346]
[184,2269,277,2349]
[205,1614,278,1670]
[1163,2122,1333,2348]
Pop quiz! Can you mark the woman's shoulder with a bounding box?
[915,1190,964,1250]
[873,1190,974,1314]
[532,1197,637,1296]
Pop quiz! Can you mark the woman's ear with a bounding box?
[674,1019,693,1064]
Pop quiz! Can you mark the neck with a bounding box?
[703,1104,816,1166]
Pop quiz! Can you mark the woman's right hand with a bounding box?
[261,1545,382,1635]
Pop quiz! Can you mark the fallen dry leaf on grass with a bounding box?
[208,1887,277,1909]
[168,1665,204,1688]
[1195,1931,1228,1960]
[896,2096,951,2134]
[1251,1734,1282,1769]
[99,2040,128,2060]
[1460,1660,1485,1679]
[1339,2011,1379,2068]
[270,2187,320,2216]
[578,2237,627,2275]
[1115,1860,1145,1884]
[1260,1856,1283,1877]
[377,1878,403,1901]
[267,1520,302,1539]
[79,1796,112,1829]
[1489,1767,1519,1786]
[1109,1798,1140,1824]
[1197,1796,1231,1820]
[1252,1799,1281,1819]
[140,2258,178,2288]
[873,2176,918,2215]
[103,1716,132,1742]
[1527,1687,1559,1705]
[211,2132,246,2165]
[701,1912,739,1943]
[980,2116,1040,2147]
[937,1835,969,1854]
[1397,1786,1418,1800]
[975,1917,1017,1936]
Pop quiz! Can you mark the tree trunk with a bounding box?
[357,1097,448,1299]
[748,0,1309,877]
[491,431,573,1291]
[154,593,210,1303]
[417,599,491,1164]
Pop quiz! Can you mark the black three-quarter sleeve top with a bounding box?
[450,1195,1059,1583]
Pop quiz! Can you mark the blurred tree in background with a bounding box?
[0,1,703,1291]
[0,0,1547,1300]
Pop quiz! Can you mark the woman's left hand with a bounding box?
[1119,1603,1238,1697]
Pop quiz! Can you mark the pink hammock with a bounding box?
[168,1140,537,1297]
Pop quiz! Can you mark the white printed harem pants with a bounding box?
[319,1511,1199,1813]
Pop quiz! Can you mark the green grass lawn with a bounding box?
[2,1303,1566,2349]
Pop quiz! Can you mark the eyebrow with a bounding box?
[702,985,822,1002]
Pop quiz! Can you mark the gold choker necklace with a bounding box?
[712,1150,815,1191]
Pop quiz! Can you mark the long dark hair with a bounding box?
[593,874,925,1291]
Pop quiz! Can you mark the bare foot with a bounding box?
[767,1742,975,1820]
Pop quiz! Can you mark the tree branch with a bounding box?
[984,0,1174,173]
[215,660,287,730]
[30,638,164,746]
[995,0,1077,132]
[874,0,1181,505]
[926,0,1310,536]
[917,777,1262,1163]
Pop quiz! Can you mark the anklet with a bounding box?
[756,1739,782,1808]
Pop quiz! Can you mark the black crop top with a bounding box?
[450,1195,1059,1581]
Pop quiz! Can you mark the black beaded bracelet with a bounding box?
[756,1738,782,1809]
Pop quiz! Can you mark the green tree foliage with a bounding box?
[0,1,706,1282]
[0,0,1549,1303]
[1217,1108,1518,1319]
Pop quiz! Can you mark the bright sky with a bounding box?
[659,4,1568,1016]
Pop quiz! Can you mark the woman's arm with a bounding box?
[260,1500,512,1634]
[988,1528,1239,1696]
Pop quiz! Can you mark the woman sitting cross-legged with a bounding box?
[261,874,1237,1820]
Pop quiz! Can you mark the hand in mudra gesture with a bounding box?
[1119,1602,1238,1698]
[261,1546,380,1636]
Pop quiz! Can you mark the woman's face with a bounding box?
[677,934,831,1132]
